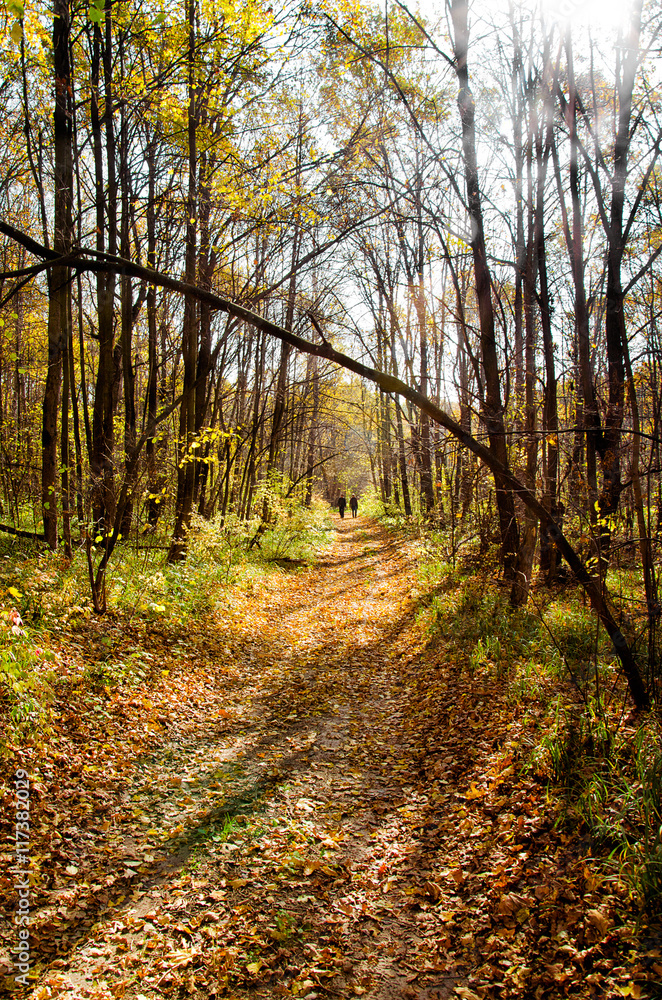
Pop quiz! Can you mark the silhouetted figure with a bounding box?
[338,496,346,518]
[350,495,358,518]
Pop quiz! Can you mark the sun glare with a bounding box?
[414,0,639,44]
[538,0,636,36]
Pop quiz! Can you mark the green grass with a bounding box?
[415,527,662,917]
[0,496,334,752]
[0,498,333,625]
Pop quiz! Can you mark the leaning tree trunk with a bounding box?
[3,218,651,710]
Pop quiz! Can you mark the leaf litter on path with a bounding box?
[1,520,659,999]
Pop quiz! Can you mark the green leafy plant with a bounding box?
[0,613,57,743]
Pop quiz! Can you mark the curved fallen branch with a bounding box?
[0,221,648,709]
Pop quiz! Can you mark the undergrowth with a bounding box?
[545,712,662,916]
[416,528,662,919]
[0,496,333,750]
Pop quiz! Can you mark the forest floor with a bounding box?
[1,518,661,999]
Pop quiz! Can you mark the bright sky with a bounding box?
[538,0,636,35]
[415,0,638,43]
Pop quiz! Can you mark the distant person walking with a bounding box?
[350,495,358,518]
[338,496,346,518]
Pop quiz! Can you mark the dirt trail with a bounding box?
[24,518,473,999]
[7,517,650,999]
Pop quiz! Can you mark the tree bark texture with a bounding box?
[43,0,74,550]
[450,0,519,578]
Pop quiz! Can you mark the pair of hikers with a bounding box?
[338,495,358,519]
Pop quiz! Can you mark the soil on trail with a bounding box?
[1,519,653,999]
[38,518,452,999]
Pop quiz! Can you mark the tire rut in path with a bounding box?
[33,519,462,1000]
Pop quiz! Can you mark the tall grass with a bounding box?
[415,528,662,917]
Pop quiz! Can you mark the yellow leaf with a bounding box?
[616,985,643,998]
[465,781,485,800]
[8,586,22,598]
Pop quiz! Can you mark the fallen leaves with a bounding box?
[1,522,660,1000]
[586,907,612,938]
[465,781,486,800]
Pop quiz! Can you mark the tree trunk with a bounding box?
[414,169,435,513]
[595,0,643,564]
[536,55,561,581]
[511,107,537,608]
[43,0,74,550]
[90,12,118,532]
[119,73,137,538]
[168,0,198,562]
[450,0,518,577]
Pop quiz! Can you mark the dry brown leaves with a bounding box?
[1,520,660,999]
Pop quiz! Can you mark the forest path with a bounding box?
[26,517,472,1000]
[10,517,645,1000]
